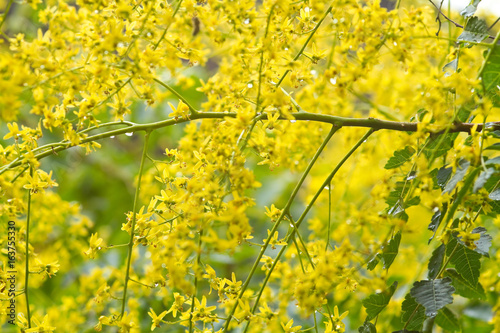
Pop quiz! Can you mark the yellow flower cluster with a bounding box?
[0,0,499,332]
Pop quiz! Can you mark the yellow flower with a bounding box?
[3,122,21,140]
[25,315,56,333]
[189,295,217,323]
[83,233,103,259]
[325,306,349,333]
[23,172,48,194]
[94,315,115,331]
[148,308,168,331]
[281,318,302,333]
[297,7,311,25]
[116,312,135,332]
[263,112,280,130]
[167,293,186,318]
[263,229,286,249]
[168,100,190,120]
[303,43,328,64]
[202,265,221,294]
[44,260,60,278]
[17,313,29,330]
[38,170,58,188]
[265,204,282,222]
[223,272,242,299]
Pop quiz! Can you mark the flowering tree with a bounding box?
[0,0,499,332]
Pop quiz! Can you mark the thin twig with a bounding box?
[25,166,33,328]
[222,125,340,332]
[428,0,495,39]
[0,0,13,32]
[120,131,150,318]
[488,17,500,30]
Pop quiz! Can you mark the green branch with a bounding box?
[120,131,150,318]
[255,4,276,114]
[275,4,333,88]
[242,129,375,327]
[2,110,497,176]
[152,0,184,50]
[153,78,199,114]
[0,0,13,32]
[188,229,203,333]
[222,125,340,332]
[24,166,33,328]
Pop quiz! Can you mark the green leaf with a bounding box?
[427,209,442,232]
[444,268,486,300]
[443,58,458,77]
[485,156,500,165]
[485,143,500,151]
[460,0,481,17]
[358,321,377,333]
[473,168,496,192]
[471,227,492,257]
[385,178,419,222]
[401,293,426,331]
[436,166,452,189]
[435,307,460,332]
[382,232,401,270]
[385,146,416,169]
[386,182,410,207]
[489,188,500,200]
[481,39,500,106]
[406,196,420,207]
[362,281,398,320]
[428,205,447,243]
[423,133,459,160]
[457,17,488,43]
[446,237,481,286]
[487,130,500,138]
[463,304,494,321]
[428,244,445,280]
[443,160,470,194]
[410,278,455,317]
[367,253,382,271]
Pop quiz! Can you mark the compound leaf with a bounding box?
[444,268,486,300]
[460,0,481,17]
[446,237,481,287]
[490,188,500,200]
[471,227,492,257]
[481,38,500,106]
[401,293,425,331]
[457,16,488,43]
[382,232,401,270]
[428,243,445,280]
[435,307,460,332]
[358,321,377,333]
[410,278,455,318]
[443,160,470,194]
[473,168,496,193]
[423,133,458,160]
[385,146,416,169]
[363,281,398,320]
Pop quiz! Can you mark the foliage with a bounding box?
[0,0,499,332]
